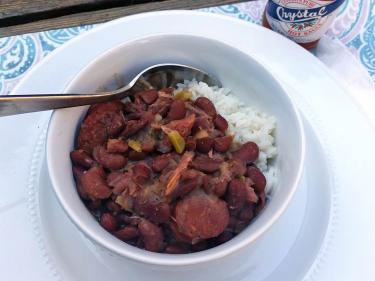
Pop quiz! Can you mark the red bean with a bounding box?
[124,101,142,114]
[100,213,118,232]
[191,155,223,173]
[134,194,170,224]
[239,205,254,222]
[194,97,217,117]
[132,163,151,184]
[202,176,228,197]
[106,201,121,212]
[196,137,214,153]
[192,116,213,135]
[128,151,146,161]
[93,146,127,170]
[228,217,238,229]
[114,226,140,241]
[232,142,259,163]
[213,179,229,197]
[226,179,247,212]
[191,240,208,252]
[72,166,89,199]
[121,119,148,138]
[70,149,95,168]
[234,221,248,234]
[165,243,189,254]
[156,133,172,153]
[228,159,247,177]
[213,136,232,153]
[134,95,147,111]
[149,97,172,117]
[107,139,128,153]
[186,136,196,151]
[141,111,155,123]
[175,191,229,241]
[245,186,258,204]
[88,199,101,211]
[80,166,111,200]
[170,176,201,199]
[151,154,171,172]
[141,138,156,153]
[170,222,192,243]
[138,89,158,104]
[246,166,267,193]
[216,230,234,244]
[255,191,266,215]
[167,100,186,120]
[138,219,165,252]
[107,172,137,195]
[212,129,225,138]
[213,114,228,132]
[106,113,126,137]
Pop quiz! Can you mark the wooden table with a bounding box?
[0,0,249,37]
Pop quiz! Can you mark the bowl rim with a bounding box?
[46,32,306,266]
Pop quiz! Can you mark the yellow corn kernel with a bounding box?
[168,130,186,154]
[128,139,142,152]
[175,90,192,101]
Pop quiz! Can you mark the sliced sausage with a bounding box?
[175,191,229,241]
[77,102,125,153]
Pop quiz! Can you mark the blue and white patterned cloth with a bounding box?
[0,0,374,95]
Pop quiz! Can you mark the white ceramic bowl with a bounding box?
[47,34,305,272]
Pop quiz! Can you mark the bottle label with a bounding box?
[265,0,345,43]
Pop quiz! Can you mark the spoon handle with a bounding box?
[0,92,124,117]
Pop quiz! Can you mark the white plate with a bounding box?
[1,11,375,281]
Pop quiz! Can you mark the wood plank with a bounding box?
[0,0,153,19]
[0,0,249,37]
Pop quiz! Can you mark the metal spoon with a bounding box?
[0,63,221,117]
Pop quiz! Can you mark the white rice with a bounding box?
[175,80,277,193]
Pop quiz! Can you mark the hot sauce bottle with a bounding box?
[263,0,345,49]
